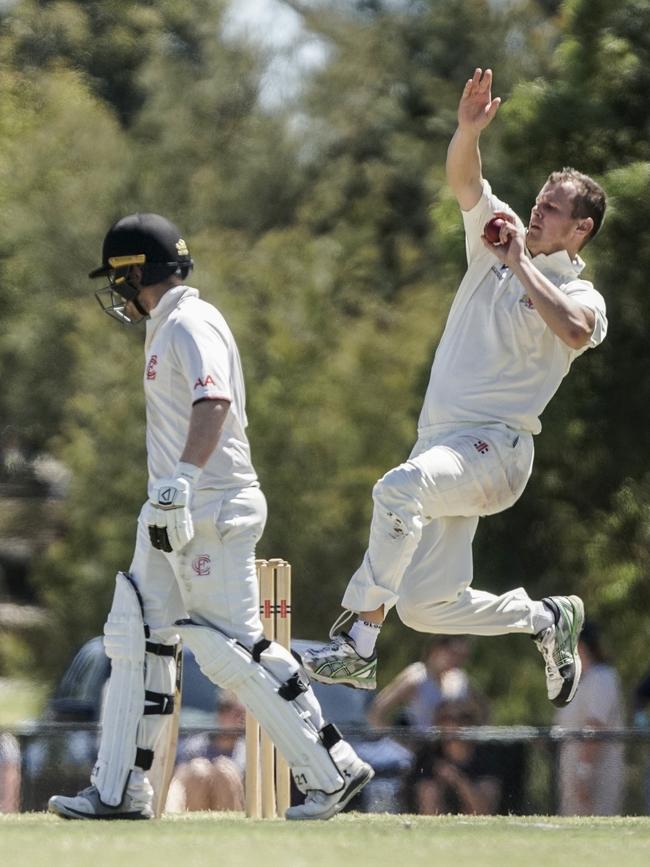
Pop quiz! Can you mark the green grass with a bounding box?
[2,813,650,867]
[0,678,47,726]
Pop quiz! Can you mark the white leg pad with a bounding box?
[92,572,146,806]
[176,623,346,795]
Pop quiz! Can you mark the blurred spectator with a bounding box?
[554,621,625,816]
[352,735,413,814]
[0,428,30,480]
[21,705,98,812]
[367,636,472,729]
[165,691,246,813]
[633,668,650,814]
[0,730,21,812]
[403,698,501,815]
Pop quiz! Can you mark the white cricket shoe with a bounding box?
[534,595,585,707]
[48,785,153,820]
[301,634,377,690]
[285,756,374,821]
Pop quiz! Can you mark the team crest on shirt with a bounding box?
[192,555,211,576]
[473,440,489,455]
[146,355,158,380]
[519,294,535,310]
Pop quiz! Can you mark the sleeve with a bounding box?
[461,179,523,265]
[563,279,608,348]
[171,316,233,404]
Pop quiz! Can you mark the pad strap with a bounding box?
[146,641,177,657]
[252,637,272,662]
[278,671,309,701]
[144,690,175,716]
[135,748,154,771]
[319,722,343,750]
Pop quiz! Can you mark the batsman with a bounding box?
[303,69,608,706]
[48,214,372,821]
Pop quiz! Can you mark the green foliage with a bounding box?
[0,65,131,453]
[0,677,47,724]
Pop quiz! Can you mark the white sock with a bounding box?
[349,619,381,658]
[532,602,555,635]
[127,767,153,806]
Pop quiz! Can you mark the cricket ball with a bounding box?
[484,216,505,244]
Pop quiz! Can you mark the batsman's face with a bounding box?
[123,299,146,322]
[526,182,584,257]
[112,266,147,322]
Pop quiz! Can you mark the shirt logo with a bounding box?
[519,294,535,310]
[146,355,158,380]
[490,264,509,281]
[473,440,489,455]
[194,375,216,389]
[192,555,211,576]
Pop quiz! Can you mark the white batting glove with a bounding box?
[147,463,201,552]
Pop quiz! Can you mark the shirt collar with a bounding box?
[528,248,585,281]
[148,285,199,320]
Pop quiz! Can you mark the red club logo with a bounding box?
[193,374,216,389]
[146,355,158,380]
[191,555,211,576]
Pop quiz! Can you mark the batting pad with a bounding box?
[177,623,345,795]
[255,639,326,732]
[92,572,147,806]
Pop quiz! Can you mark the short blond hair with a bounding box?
[546,167,607,244]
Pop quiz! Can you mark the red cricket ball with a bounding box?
[484,216,505,244]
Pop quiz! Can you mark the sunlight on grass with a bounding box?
[1,813,649,867]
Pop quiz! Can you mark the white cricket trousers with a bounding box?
[129,484,268,647]
[341,422,540,635]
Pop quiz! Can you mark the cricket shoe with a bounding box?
[534,595,585,707]
[301,634,377,690]
[285,756,374,820]
[48,785,153,820]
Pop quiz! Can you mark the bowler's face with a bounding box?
[527,182,582,256]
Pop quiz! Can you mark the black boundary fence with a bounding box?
[4,723,650,816]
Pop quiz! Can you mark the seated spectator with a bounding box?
[403,698,501,815]
[554,621,625,816]
[352,735,414,814]
[0,730,21,812]
[368,636,472,730]
[165,691,246,813]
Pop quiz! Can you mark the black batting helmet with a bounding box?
[89,213,193,286]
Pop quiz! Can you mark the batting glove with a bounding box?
[147,462,201,552]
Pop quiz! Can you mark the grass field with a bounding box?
[2,812,650,867]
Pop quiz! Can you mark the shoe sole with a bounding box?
[48,801,151,821]
[305,667,377,691]
[551,595,584,707]
[286,765,375,821]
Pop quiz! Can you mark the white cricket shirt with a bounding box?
[143,285,256,494]
[418,181,607,435]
